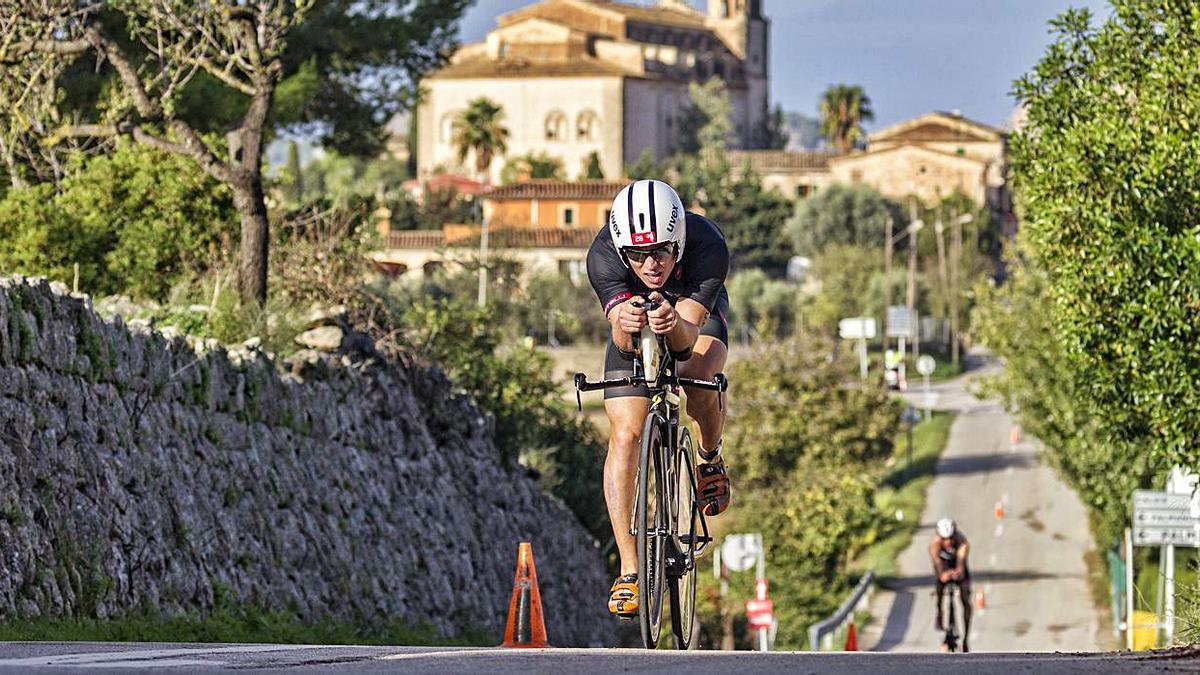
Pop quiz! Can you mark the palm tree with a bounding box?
[819,84,874,153]
[452,97,509,184]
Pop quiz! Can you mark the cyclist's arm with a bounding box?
[955,542,969,578]
[929,540,946,574]
[665,297,705,355]
[607,299,645,353]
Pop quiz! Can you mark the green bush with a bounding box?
[0,143,235,300]
[786,183,906,257]
[716,334,900,648]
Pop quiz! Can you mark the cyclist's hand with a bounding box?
[645,292,676,335]
[616,297,648,333]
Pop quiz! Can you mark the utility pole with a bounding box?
[934,205,949,337]
[883,216,893,353]
[950,212,973,365]
[907,200,920,362]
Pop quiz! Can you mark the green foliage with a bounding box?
[750,101,789,150]
[500,152,565,185]
[1008,3,1200,472]
[452,98,509,176]
[726,269,803,343]
[819,84,874,153]
[676,79,732,160]
[705,164,795,275]
[281,141,304,207]
[299,151,410,208]
[720,334,901,648]
[389,188,477,231]
[583,151,605,180]
[805,243,897,333]
[624,149,665,181]
[0,143,235,300]
[786,183,905,257]
[0,606,487,646]
[398,296,607,537]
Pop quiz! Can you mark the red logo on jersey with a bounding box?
[631,231,657,245]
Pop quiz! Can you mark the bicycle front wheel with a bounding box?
[669,427,699,649]
[636,411,668,649]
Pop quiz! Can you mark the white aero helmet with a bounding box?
[608,179,686,266]
[936,517,957,538]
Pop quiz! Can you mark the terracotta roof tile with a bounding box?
[384,227,596,250]
[484,179,628,200]
[430,55,631,79]
[726,150,839,172]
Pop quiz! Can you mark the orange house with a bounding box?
[482,180,629,229]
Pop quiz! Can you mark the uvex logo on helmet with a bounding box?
[607,179,687,267]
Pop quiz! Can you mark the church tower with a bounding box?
[706,0,769,144]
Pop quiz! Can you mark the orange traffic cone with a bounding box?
[994,500,1005,520]
[1010,426,1021,445]
[844,622,858,651]
[974,588,987,610]
[500,542,550,648]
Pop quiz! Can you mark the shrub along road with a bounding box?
[864,351,1102,652]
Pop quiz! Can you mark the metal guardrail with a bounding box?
[808,570,875,651]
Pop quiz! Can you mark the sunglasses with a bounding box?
[625,244,675,264]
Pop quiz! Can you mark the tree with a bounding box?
[281,140,304,206]
[0,1,468,303]
[977,2,1200,542]
[452,98,509,183]
[750,101,788,150]
[0,142,235,299]
[705,163,794,275]
[818,84,874,153]
[786,183,905,257]
[624,149,664,181]
[583,151,604,180]
[499,151,564,185]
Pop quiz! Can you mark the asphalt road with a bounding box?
[0,643,1198,673]
[864,353,1104,652]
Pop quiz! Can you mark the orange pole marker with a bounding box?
[994,500,1005,520]
[844,622,858,651]
[500,542,550,648]
[1010,426,1021,445]
[974,588,987,610]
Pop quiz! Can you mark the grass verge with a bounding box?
[0,606,491,646]
[852,410,956,581]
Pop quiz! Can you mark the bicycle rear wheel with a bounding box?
[669,427,699,649]
[636,411,668,649]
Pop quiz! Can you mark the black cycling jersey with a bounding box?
[586,211,730,317]
[937,532,970,578]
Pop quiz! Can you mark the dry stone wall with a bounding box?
[0,277,614,646]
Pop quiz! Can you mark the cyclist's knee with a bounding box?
[609,425,641,452]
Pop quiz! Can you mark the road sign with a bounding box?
[1132,489,1200,548]
[722,534,762,572]
[838,317,877,340]
[886,306,915,338]
[916,355,936,376]
[746,598,774,630]
[1133,527,1199,547]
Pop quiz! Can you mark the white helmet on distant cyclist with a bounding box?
[936,517,957,539]
[608,179,686,267]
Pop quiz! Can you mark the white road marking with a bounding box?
[1005,465,1014,476]
[994,522,1005,537]
[988,553,997,566]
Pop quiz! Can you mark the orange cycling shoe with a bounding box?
[697,457,730,516]
[608,573,639,619]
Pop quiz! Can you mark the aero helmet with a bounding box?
[608,179,686,267]
[936,517,957,539]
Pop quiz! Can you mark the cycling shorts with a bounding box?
[601,290,728,400]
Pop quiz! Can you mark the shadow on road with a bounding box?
[933,451,1039,476]
[879,568,1071,591]
[871,589,916,652]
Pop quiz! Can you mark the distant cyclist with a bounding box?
[930,517,972,652]
[586,179,732,619]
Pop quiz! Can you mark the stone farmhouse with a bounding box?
[417,0,770,184]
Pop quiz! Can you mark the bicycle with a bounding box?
[940,580,961,653]
[574,300,728,649]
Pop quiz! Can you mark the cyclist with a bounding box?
[929,517,972,652]
[586,179,731,619]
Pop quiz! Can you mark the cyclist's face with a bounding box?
[626,244,676,288]
[940,537,955,550]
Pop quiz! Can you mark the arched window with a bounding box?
[576,110,600,142]
[545,110,568,141]
[440,112,459,143]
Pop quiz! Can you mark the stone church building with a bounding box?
[416,0,770,183]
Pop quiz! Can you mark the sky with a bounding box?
[456,0,1112,130]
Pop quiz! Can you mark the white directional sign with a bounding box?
[1133,490,1200,548]
[838,317,877,340]
[886,306,915,338]
[722,534,762,572]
